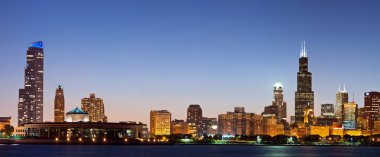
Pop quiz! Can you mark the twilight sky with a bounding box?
[1,0,379,126]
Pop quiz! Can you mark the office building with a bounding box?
[200,117,218,136]
[364,91,380,130]
[171,119,189,134]
[295,42,314,123]
[81,93,107,122]
[335,86,348,121]
[186,104,202,135]
[321,104,334,117]
[218,107,255,135]
[150,110,171,135]
[54,85,65,122]
[272,82,287,121]
[18,41,44,126]
[343,102,358,130]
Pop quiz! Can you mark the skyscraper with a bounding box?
[81,93,107,122]
[272,82,287,121]
[150,110,171,135]
[18,41,44,126]
[364,91,380,130]
[54,85,65,122]
[187,104,202,124]
[335,85,348,121]
[295,41,314,123]
[187,104,203,135]
[343,102,358,130]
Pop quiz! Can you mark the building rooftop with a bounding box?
[67,107,88,114]
[28,41,43,49]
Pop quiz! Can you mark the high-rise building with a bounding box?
[343,102,358,130]
[200,117,218,136]
[364,91,380,130]
[187,104,203,135]
[295,41,314,123]
[272,82,287,121]
[18,41,44,126]
[218,107,255,135]
[150,110,171,135]
[321,104,334,117]
[187,104,203,124]
[81,93,107,122]
[54,85,65,122]
[335,85,348,121]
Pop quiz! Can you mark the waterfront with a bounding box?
[1,145,380,157]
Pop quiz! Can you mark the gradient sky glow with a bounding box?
[1,0,380,126]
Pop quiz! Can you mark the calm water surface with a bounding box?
[0,144,379,157]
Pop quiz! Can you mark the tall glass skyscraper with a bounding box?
[335,85,348,122]
[295,41,314,123]
[18,41,44,126]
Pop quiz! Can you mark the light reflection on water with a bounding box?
[0,145,379,157]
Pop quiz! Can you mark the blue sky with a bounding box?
[0,0,379,126]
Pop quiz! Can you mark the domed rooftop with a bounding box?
[67,107,88,114]
[274,82,283,90]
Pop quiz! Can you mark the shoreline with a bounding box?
[0,139,376,147]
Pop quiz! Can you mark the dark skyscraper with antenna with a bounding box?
[18,41,44,126]
[295,42,314,123]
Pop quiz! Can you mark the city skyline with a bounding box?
[1,0,380,127]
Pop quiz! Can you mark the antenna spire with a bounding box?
[339,84,341,92]
[343,84,346,92]
[300,41,307,58]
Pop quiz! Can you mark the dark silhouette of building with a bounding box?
[364,91,380,130]
[18,41,44,126]
[295,41,314,123]
[54,85,65,122]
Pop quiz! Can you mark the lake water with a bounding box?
[0,144,379,157]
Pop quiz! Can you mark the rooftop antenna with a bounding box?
[353,92,355,102]
[338,84,341,92]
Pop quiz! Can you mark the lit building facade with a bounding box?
[335,87,348,122]
[364,91,380,130]
[321,104,334,117]
[54,85,65,122]
[343,102,358,130]
[218,107,255,136]
[170,119,188,134]
[23,122,148,140]
[18,41,44,126]
[186,104,202,135]
[0,117,11,130]
[304,105,314,126]
[150,110,171,136]
[310,126,330,138]
[81,93,107,122]
[272,82,287,121]
[200,117,218,136]
[295,42,314,123]
[263,114,284,136]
